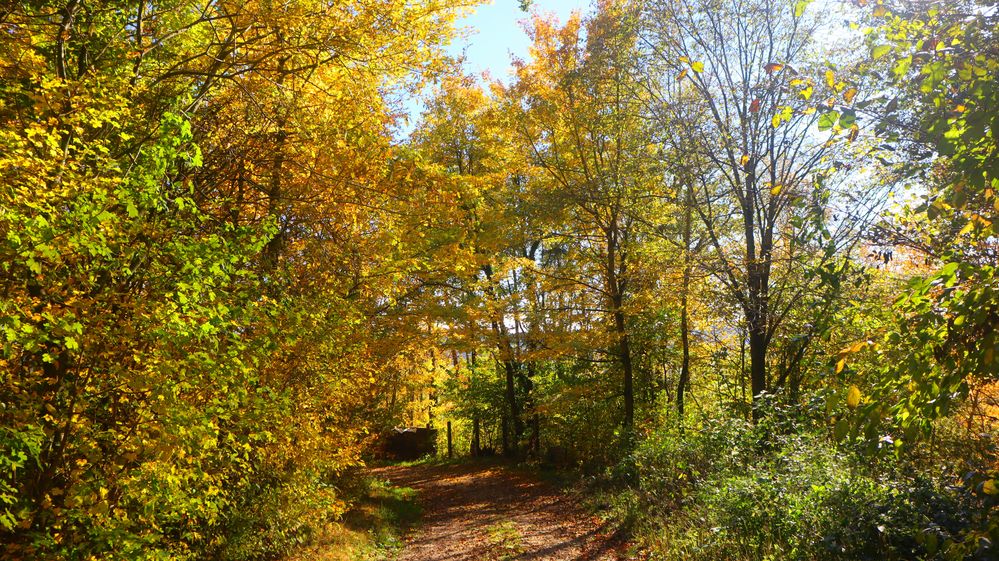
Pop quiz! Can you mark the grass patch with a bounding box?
[367,454,490,469]
[485,520,525,561]
[286,477,421,561]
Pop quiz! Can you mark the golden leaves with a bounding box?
[847,385,862,408]
[835,340,872,374]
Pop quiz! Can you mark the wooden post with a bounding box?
[447,421,453,459]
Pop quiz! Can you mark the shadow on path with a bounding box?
[372,463,626,561]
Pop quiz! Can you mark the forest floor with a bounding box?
[371,462,630,561]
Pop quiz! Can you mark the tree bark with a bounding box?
[677,183,694,427]
[606,223,634,435]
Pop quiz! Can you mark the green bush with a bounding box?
[626,404,991,561]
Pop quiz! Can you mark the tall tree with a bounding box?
[641,0,873,414]
[0,0,476,556]
[505,0,657,435]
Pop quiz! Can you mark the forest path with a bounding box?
[371,463,628,561]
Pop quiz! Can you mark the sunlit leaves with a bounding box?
[871,44,892,59]
[818,110,839,131]
[846,385,862,408]
[794,0,813,18]
[0,0,475,557]
[855,1,999,462]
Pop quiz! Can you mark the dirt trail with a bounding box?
[372,463,626,561]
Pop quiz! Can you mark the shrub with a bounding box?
[625,405,990,561]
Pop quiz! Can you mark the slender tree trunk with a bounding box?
[740,327,748,407]
[678,282,691,422]
[615,298,634,432]
[501,416,510,457]
[472,416,480,457]
[742,172,769,419]
[262,43,289,272]
[677,183,694,428]
[499,354,522,454]
[531,413,540,458]
[483,264,524,452]
[606,226,634,434]
[446,421,453,459]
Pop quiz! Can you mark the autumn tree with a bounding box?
[0,0,476,558]
[501,1,663,437]
[640,0,881,414]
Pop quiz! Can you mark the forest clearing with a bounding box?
[1,0,997,560]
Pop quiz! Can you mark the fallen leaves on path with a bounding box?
[372,463,627,561]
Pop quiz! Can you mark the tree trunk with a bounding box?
[615,299,635,433]
[748,316,768,419]
[483,264,524,453]
[606,225,634,435]
[472,416,480,457]
[677,182,694,428]
[742,170,769,419]
[501,416,510,457]
[447,421,453,459]
[500,356,522,455]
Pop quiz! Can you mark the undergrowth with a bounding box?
[285,476,420,561]
[583,399,997,561]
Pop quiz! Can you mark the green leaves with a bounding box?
[920,61,948,93]
[871,44,892,59]
[838,109,856,128]
[818,110,840,131]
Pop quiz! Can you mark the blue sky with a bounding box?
[450,0,591,80]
